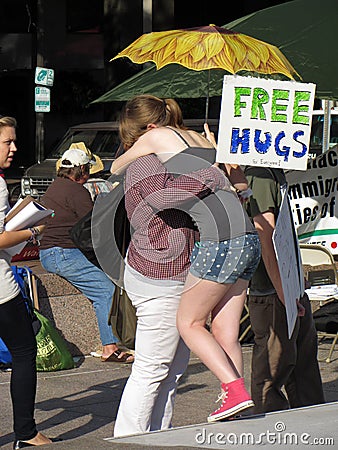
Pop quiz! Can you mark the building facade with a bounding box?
[0,0,287,172]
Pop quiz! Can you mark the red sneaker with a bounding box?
[208,378,254,423]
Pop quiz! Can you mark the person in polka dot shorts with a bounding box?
[174,153,262,423]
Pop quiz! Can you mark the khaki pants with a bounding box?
[248,292,325,414]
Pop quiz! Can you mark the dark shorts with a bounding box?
[189,233,261,284]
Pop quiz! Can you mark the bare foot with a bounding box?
[101,344,134,362]
[101,343,119,359]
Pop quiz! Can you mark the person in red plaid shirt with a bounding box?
[112,95,260,436]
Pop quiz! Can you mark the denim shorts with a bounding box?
[189,233,261,284]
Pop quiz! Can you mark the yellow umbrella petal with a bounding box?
[240,35,270,65]
[139,35,176,56]
[174,34,202,60]
[229,38,251,66]
[159,39,178,61]
[190,45,208,63]
[204,34,225,60]
[155,47,179,68]
[213,53,236,73]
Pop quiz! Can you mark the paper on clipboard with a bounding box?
[5,197,54,256]
[4,196,36,224]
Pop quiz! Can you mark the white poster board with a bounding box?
[217,75,316,170]
[273,187,303,338]
[286,146,338,255]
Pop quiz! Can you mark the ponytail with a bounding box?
[119,95,186,149]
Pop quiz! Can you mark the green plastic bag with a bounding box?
[34,310,74,372]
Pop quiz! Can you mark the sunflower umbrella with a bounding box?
[110,24,299,119]
[112,24,298,76]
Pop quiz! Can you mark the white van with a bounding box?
[309,109,338,157]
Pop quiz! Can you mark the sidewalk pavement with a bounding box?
[1,343,337,449]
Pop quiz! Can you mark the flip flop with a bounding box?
[101,349,134,364]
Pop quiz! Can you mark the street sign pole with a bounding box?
[34,2,56,164]
[35,3,44,165]
[35,112,44,164]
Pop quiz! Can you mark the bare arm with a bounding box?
[111,129,164,175]
[111,142,152,175]
[0,224,45,250]
[252,210,285,305]
[203,123,217,147]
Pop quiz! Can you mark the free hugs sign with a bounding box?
[216,76,316,170]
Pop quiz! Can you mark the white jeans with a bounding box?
[114,264,190,437]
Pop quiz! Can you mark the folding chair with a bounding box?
[300,244,338,362]
[11,265,39,309]
[239,300,254,344]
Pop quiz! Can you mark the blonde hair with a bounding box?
[119,95,186,149]
[0,116,17,131]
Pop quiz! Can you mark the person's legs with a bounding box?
[114,266,187,437]
[211,278,249,377]
[39,247,127,359]
[178,274,253,422]
[285,293,325,408]
[177,274,239,383]
[0,294,38,441]
[248,294,299,413]
[177,235,260,422]
[180,234,260,382]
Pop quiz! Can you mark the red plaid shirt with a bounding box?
[125,154,226,280]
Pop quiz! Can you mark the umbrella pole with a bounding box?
[204,69,210,123]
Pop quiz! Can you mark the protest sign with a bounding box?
[273,187,303,338]
[217,75,316,170]
[287,145,338,256]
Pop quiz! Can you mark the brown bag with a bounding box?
[109,286,136,350]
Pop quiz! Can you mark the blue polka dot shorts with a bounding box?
[189,233,261,284]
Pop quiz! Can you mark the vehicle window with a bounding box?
[310,114,338,147]
[50,130,120,158]
[89,131,120,156]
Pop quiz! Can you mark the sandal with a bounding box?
[101,349,134,364]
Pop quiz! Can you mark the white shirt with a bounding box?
[0,177,20,304]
